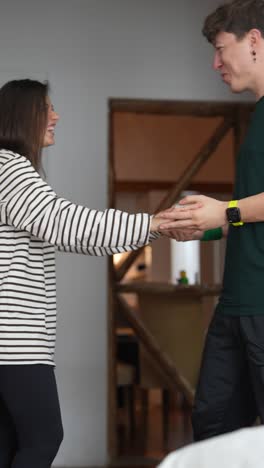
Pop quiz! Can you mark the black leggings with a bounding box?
[0,364,63,468]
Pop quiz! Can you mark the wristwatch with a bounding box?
[226,200,244,227]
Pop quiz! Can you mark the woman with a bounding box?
[0,79,161,467]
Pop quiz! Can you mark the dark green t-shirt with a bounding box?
[217,96,264,315]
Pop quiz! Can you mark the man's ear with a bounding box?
[248,28,262,47]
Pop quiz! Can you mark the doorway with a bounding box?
[107,98,253,465]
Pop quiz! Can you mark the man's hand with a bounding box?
[157,195,228,231]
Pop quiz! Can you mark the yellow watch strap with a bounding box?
[228,200,238,208]
[228,200,244,226]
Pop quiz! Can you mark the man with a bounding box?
[159,0,264,442]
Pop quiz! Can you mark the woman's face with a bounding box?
[43,96,59,147]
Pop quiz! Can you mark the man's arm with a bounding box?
[156,194,264,231]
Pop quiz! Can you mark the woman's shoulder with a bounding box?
[0,149,29,167]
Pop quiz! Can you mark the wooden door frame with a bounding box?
[107,98,253,462]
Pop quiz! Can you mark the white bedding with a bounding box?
[158,426,264,468]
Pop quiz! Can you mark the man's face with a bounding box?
[213,31,254,93]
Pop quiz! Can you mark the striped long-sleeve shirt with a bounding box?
[0,149,158,365]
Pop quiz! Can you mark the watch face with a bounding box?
[226,207,241,224]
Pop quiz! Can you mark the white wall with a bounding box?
[0,1,251,466]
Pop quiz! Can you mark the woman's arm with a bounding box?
[0,153,160,256]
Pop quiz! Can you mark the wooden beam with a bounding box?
[115,180,233,194]
[117,294,194,406]
[117,281,221,297]
[107,107,118,457]
[116,117,233,282]
[109,98,254,117]
[108,97,116,209]
[155,117,233,211]
[107,262,117,457]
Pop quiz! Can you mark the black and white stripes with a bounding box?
[0,149,156,365]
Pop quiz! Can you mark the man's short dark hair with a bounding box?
[203,0,264,44]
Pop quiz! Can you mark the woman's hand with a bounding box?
[150,215,163,232]
[162,228,204,242]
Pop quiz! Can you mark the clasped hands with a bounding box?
[150,194,228,241]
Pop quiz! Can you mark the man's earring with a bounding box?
[252,49,257,62]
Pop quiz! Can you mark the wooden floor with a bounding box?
[56,394,193,468]
[113,392,193,468]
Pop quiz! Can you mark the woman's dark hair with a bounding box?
[0,79,49,171]
[203,0,264,44]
